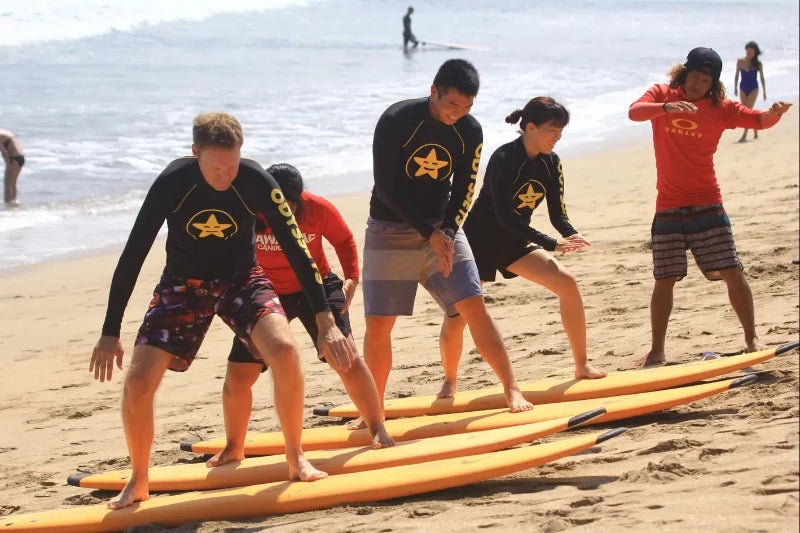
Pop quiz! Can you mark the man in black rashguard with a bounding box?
[89,112,354,509]
[355,59,533,430]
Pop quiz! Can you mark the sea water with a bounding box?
[0,0,797,272]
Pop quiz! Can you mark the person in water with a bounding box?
[402,6,419,51]
[734,41,767,142]
[437,96,606,399]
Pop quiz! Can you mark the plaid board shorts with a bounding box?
[362,217,482,317]
[135,266,285,371]
[651,203,743,281]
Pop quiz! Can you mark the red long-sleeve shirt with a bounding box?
[254,191,359,295]
[632,84,763,210]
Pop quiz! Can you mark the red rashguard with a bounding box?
[633,84,763,210]
[254,191,359,295]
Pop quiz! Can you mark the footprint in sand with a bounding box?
[635,438,704,455]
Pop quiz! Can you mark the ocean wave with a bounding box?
[0,0,328,48]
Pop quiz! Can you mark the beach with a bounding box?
[0,110,797,531]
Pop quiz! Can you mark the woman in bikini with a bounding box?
[734,41,766,142]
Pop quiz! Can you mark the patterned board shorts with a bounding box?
[228,273,351,368]
[135,266,285,371]
[362,217,482,317]
[651,203,742,281]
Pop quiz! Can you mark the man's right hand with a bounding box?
[429,229,454,277]
[90,335,124,382]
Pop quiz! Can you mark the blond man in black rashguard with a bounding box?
[89,112,354,509]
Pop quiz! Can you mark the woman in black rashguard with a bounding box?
[438,97,606,399]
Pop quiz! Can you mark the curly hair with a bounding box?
[668,64,726,105]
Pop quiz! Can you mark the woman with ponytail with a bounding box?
[437,97,606,399]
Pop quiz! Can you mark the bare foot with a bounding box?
[371,426,396,449]
[506,388,533,412]
[437,378,457,399]
[737,137,747,143]
[288,455,328,482]
[575,363,607,379]
[746,337,765,353]
[107,478,149,510]
[347,416,367,430]
[637,350,666,368]
[205,445,244,468]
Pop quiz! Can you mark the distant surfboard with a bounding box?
[421,40,488,51]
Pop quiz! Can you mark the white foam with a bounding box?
[0,0,327,47]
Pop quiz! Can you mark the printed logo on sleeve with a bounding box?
[186,210,238,239]
[405,144,453,181]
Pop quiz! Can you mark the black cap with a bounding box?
[684,47,722,81]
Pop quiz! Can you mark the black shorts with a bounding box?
[464,225,540,282]
[11,155,24,167]
[228,273,352,368]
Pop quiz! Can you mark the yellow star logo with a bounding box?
[516,184,544,210]
[192,213,232,238]
[413,148,449,179]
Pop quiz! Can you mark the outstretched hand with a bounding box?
[555,233,591,254]
[768,101,792,115]
[90,335,124,382]
[315,311,356,372]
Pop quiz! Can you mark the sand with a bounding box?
[0,112,797,532]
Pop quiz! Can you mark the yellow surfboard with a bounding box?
[315,342,796,418]
[68,409,605,492]
[182,375,755,456]
[2,429,625,532]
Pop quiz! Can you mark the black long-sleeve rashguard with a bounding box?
[369,97,483,239]
[101,157,328,337]
[465,138,577,252]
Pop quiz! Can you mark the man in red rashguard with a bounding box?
[628,47,792,367]
[208,164,394,467]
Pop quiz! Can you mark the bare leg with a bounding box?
[638,276,679,367]
[349,315,397,430]
[453,295,533,412]
[332,335,394,448]
[207,361,262,467]
[248,313,326,481]
[718,268,763,352]
[739,89,759,141]
[107,345,173,510]
[3,159,21,205]
[438,314,467,397]
[507,250,606,379]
